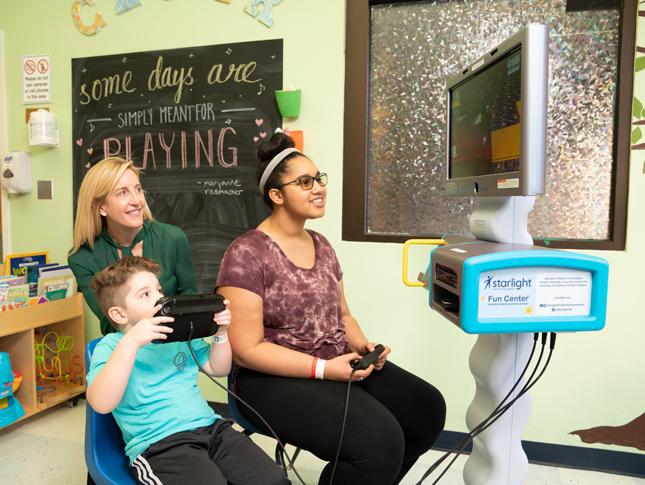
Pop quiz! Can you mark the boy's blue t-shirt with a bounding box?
[86,332,219,463]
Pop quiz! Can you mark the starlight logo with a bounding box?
[484,275,494,290]
[484,275,532,291]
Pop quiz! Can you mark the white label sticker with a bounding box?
[497,178,520,189]
[533,270,592,317]
[478,267,591,319]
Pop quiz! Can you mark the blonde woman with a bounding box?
[69,157,196,335]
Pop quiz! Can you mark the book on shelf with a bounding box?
[5,252,49,298]
[0,275,26,286]
[39,264,71,278]
[0,283,29,311]
[37,268,77,302]
[37,263,61,276]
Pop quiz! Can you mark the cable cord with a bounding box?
[471,333,556,439]
[186,324,308,485]
[328,370,356,485]
[415,332,541,485]
[420,332,557,485]
[429,333,556,485]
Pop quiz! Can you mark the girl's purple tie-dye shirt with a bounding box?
[216,229,348,359]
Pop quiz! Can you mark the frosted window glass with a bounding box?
[367,0,619,240]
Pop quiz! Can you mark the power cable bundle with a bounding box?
[416,332,557,484]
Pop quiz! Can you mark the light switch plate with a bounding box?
[37,180,53,199]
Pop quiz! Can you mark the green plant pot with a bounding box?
[274,89,301,118]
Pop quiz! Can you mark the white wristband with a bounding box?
[315,358,326,380]
[212,334,229,344]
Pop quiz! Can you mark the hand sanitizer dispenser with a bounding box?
[1,151,32,194]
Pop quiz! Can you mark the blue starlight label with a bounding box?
[478,267,591,319]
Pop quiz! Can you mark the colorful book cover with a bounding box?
[0,284,29,311]
[18,261,41,297]
[5,252,48,298]
[5,252,48,275]
[0,279,24,304]
[43,282,69,301]
[0,284,9,304]
[0,275,27,286]
[37,271,77,300]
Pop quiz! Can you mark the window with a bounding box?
[343,0,635,250]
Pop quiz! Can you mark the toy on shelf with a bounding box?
[35,385,57,404]
[34,330,83,388]
[11,371,22,393]
[0,352,25,427]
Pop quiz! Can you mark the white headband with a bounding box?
[258,147,301,194]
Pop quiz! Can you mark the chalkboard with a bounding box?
[72,40,282,292]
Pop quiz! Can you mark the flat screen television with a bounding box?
[445,24,548,197]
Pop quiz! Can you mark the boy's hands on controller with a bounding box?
[126,304,174,347]
[212,299,231,337]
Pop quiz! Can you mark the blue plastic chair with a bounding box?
[84,338,137,485]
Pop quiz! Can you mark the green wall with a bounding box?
[1,0,643,455]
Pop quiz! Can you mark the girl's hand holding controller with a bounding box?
[126,305,175,347]
[325,352,374,382]
[363,342,391,371]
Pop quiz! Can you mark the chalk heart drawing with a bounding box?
[253,136,260,142]
[259,132,267,138]
[255,118,264,126]
[76,138,83,146]
[87,147,94,155]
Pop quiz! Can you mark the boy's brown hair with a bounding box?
[91,256,161,328]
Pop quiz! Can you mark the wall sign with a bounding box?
[22,55,52,104]
[72,39,283,291]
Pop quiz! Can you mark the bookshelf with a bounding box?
[0,294,85,427]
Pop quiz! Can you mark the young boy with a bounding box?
[87,256,289,485]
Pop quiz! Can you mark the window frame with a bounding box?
[342,0,635,250]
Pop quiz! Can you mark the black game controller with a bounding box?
[351,344,385,370]
[153,294,225,344]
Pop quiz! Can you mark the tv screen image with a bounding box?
[445,24,548,197]
[449,48,522,177]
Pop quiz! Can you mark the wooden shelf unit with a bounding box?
[0,294,85,428]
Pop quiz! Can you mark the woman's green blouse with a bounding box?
[68,221,197,335]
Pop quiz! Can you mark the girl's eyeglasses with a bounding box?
[277,173,328,191]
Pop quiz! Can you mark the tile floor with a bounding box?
[0,401,643,485]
